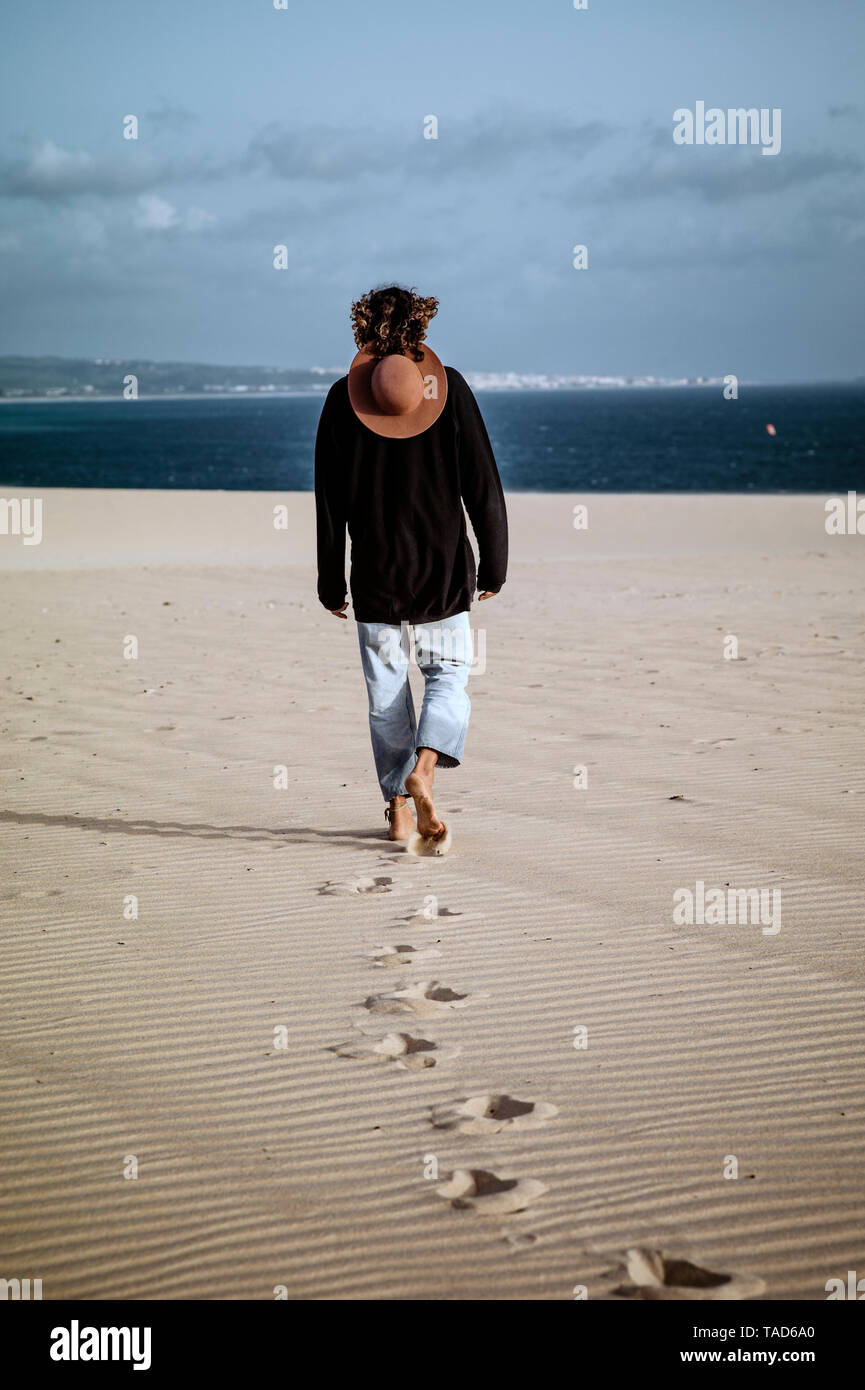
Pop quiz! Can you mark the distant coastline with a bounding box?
[0,390,335,405]
[0,384,728,404]
[2,355,858,403]
[2,381,860,404]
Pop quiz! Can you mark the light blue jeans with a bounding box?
[356,611,473,801]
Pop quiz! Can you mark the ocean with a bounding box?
[0,384,862,492]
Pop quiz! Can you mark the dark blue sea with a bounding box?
[0,384,862,491]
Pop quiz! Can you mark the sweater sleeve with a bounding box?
[314,383,349,611]
[451,370,508,593]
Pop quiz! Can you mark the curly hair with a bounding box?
[350,284,439,362]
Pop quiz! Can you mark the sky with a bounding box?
[0,0,863,380]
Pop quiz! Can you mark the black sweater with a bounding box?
[315,366,508,623]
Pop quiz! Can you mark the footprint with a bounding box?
[318,875,393,897]
[368,944,442,968]
[361,979,484,1017]
[431,1093,558,1135]
[407,828,452,857]
[402,906,464,926]
[504,1232,539,1251]
[327,1031,457,1071]
[436,1168,547,1216]
[613,1247,766,1301]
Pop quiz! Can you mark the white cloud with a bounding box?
[24,140,95,192]
[136,193,179,230]
[133,195,215,232]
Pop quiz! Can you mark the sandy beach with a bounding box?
[1,489,863,1301]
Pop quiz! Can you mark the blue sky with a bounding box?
[1,0,863,379]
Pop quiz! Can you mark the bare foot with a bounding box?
[385,797,414,842]
[405,772,447,841]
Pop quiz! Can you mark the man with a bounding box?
[315,284,508,850]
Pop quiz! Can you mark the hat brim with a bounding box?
[347,343,448,439]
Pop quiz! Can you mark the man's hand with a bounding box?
[331,603,348,619]
[478,590,499,601]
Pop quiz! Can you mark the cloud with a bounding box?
[135,194,217,232]
[0,139,169,199]
[246,122,395,182]
[2,111,855,235]
[571,138,862,205]
[136,194,180,230]
[246,110,614,183]
[442,111,613,170]
[2,140,101,197]
[0,138,232,201]
[143,103,199,136]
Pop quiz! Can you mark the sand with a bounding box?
[0,490,863,1300]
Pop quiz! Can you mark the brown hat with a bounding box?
[347,342,448,438]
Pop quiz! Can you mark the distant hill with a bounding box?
[0,356,344,398]
[0,355,782,399]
